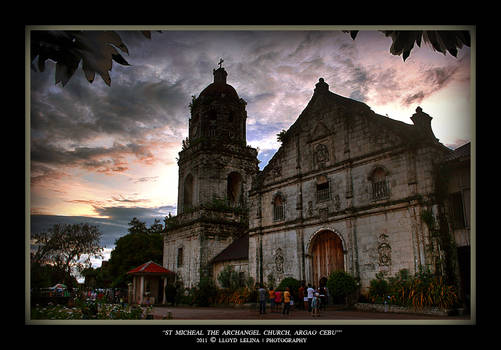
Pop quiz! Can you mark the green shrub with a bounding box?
[31,301,149,320]
[217,265,245,291]
[193,276,217,306]
[367,268,459,310]
[368,273,389,304]
[326,271,357,302]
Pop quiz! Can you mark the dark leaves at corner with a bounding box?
[112,53,130,66]
[343,30,359,40]
[31,30,159,87]
[141,30,162,39]
[381,30,470,61]
[382,31,422,62]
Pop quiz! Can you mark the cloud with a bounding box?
[31,203,177,248]
[131,176,159,183]
[31,139,157,176]
[30,29,471,226]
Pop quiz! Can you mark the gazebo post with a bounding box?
[132,277,137,304]
[139,275,145,305]
[127,261,175,306]
[162,277,167,304]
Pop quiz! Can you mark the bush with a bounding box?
[326,271,357,303]
[217,265,245,291]
[193,276,217,306]
[368,273,389,304]
[215,287,252,305]
[367,268,459,310]
[31,301,149,320]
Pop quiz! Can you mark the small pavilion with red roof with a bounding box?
[127,261,175,305]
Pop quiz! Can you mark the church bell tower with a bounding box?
[178,61,258,212]
[163,61,258,287]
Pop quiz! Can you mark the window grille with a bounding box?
[372,180,389,200]
[273,195,285,221]
[317,186,330,202]
[274,203,284,221]
[316,176,330,202]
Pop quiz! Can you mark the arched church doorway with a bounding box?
[310,230,344,287]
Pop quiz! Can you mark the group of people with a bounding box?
[257,282,329,317]
[301,283,329,317]
[83,288,126,305]
[257,285,293,316]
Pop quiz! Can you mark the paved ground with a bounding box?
[151,305,470,321]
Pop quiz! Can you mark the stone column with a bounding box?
[346,217,359,278]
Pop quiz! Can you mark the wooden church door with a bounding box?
[311,230,344,286]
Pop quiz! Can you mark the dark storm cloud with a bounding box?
[92,204,175,223]
[403,91,426,105]
[31,203,177,248]
[31,139,154,175]
[424,65,460,90]
[31,214,129,248]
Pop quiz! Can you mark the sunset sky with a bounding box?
[29,27,473,267]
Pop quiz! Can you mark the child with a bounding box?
[282,287,291,317]
[311,292,320,317]
[274,289,282,313]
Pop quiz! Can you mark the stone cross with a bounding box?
[218,58,224,68]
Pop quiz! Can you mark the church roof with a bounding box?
[260,78,446,177]
[212,233,249,263]
[127,261,175,275]
[443,142,470,163]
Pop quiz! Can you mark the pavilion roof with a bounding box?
[126,261,174,275]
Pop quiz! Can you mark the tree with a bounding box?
[105,217,164,288]
[31,223,103,289]
[344,30,471,61]
[30,30,159,86]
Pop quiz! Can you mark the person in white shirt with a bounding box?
[306,284,314,312]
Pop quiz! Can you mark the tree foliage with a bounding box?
[31,223,103,288]
[30,30,159,86]
[326,271,357,299]
[105,218,164,288]
[344,30,471,61]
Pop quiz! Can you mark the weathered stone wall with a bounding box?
[163,224,201,289]
[248,82,450,293]
[212,259,249,288]
[177,147,257,214]
[163,215,243,288]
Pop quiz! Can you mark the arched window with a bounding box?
[273,193,285,221]
[370,167,389,200]
[183,174,194,212]
[177,247,184,267]
[227,172,243,206]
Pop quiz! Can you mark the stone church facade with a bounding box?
[163,66,470,296]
